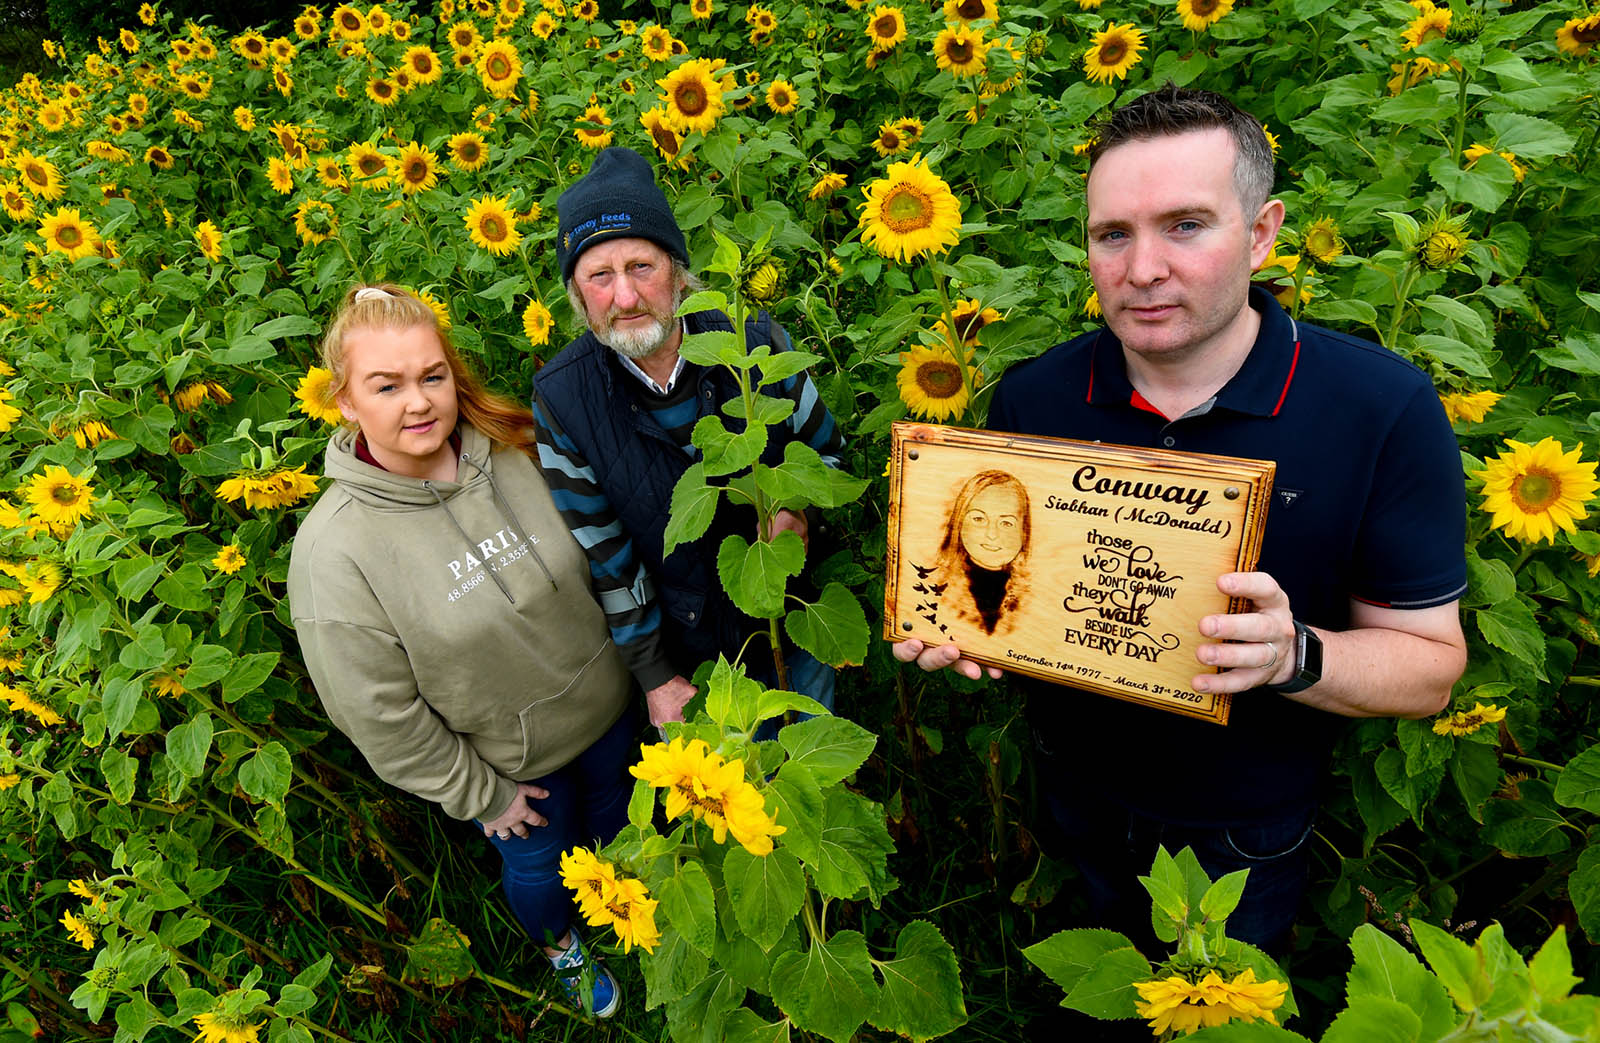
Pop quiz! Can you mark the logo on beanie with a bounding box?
[568,211,634,250]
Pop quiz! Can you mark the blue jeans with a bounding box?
[480,709,639,947]
[1042,767,1315,957]
[749,647,837,741]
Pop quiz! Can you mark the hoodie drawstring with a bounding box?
[423,478,519,605]
[460,451,559,590]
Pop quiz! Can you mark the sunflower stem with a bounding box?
[931,268,975,425]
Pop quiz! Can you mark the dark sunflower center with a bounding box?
[1577,22,1600,44]
[958,0,985,17]
[245,39,263,54]
[405,160,426,182]
[340,13,361,29]
[1193,0,1219,15]
[955,312,985,341]
[1099,37,1127,63]
[873,15,897,38]
[881,184,933,231]
[460,143,480,161]
[376,81,393,97]
[487,55,510,78]
[51,482,81,505]
[481,215,506,240]
[775,88,791,105]
[1512,471,1560,511]
[916,360,962,397]
[949,40,973,62]
[24,166,46,186]
[359,157,383,175]
[675,82,707,115]
[650,122,679,153]
[57,224,83,248]
[415,55,433,73]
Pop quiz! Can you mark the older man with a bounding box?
[532,147,842,730]
[896,86,1467,953]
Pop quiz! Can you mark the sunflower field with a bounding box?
[3,0,1600,1038]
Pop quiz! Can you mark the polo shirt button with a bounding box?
[1163,436,1176,447]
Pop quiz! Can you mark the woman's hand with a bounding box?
[481,782,551,840]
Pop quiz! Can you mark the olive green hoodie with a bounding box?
[287,422,632,822]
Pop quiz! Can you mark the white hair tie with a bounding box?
[354,287,391,302]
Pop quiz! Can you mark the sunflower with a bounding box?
[37,208,102,261]
[658,59,725,135]
[0,181,34,221]
[195,220,223,261]
[935,298,1001,347]
[37,103,68,133]
[293,199,339,245]
[294,366,343,424]
[749,6,777,32]
[1439,389,1502,425]
[192,1011,265,1043]
[265,156,294,195]
[401,44,442,84]
[1463,143,1526,183]
[573,0,598,19]
[348,143,391,188]
[865,5,907,51]
[273,68,294,96]
[477,40,522,97]
[177,72,211,100]
[1478,437,1599,544]
[173,109,206,133]
[315,156,348,189]
[144,145,173,169]
[807,171,846,200]
[943,0,996,23]
[26,466,95,532]
[871,122,909,158]
[933,24,987,76]
[640,25,674,60]
[294,12,321,38]
[1431,701,1507,738]
[464,195,521,255]
[522,10,552,37]
[1402,6,1451,49]
[367,6,393,34]
[858,154,961,262]
[1557,14,1600,56]
[1301,217,1341,264]
[15,152,64,200]
[629,738,786,856]
[127,92,150,117]
[1083,22,1144,83]
[391,141,439,195]
[1175,0,1233,32]
[640,106,687,167]
[522,298,553,345]
[66,420,115,449]
[448,132,489,171]
[365,75,399,105]
[446,21,482,54]
[216,466,320,511]
[565,105,612,150]
[897,344,973,420]
[691,0,713,18]
[1417,213,1470,270]
[0,389,20,432]
[139,2,156,24]
[765,79,798,113]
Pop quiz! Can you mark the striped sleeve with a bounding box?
[530,390,678,692]
[771,321,844,468]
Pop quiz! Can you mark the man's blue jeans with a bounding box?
[1042,770,1315,957]
[480,709,638,947]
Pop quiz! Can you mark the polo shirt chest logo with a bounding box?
[1277,488,1303,509]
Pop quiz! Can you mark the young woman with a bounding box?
[287,284,634,1017]
[932,470,1033,638]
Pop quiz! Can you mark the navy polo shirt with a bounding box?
[990,287,1466,826]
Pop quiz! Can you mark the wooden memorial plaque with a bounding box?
[884,422,1275,724]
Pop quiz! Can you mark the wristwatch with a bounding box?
[1269,621,1323,694]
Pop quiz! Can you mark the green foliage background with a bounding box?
[1,0,1599,1039]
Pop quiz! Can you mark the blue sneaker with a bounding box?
[547,929,620,1019]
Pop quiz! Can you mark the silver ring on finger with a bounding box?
[1262,641,1279,671]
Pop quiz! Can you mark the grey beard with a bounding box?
[597,314,676,359]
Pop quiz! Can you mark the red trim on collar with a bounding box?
[1128,389,1168,419]
[1271,340,1301,417]
[1085,360,1095,403]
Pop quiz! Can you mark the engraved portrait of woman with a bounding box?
[933,470,1033,637]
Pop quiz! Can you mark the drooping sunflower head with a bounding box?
[936,298,1001,348]
[1556,13,1600,56]
[897,344,971,422]
[640,106,687,167]
[1082,21,1145,83]
[1478,437,1600,544]
[195,220,223,261]
[866,4,907,51]
[1438,389,1503,426]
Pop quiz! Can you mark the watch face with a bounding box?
[1299,623,1323,680]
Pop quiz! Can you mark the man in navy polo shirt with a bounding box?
[894,86,1467,954]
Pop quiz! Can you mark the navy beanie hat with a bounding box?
[556,147,688,282]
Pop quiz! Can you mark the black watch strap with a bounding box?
[1268,621,1322,694]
